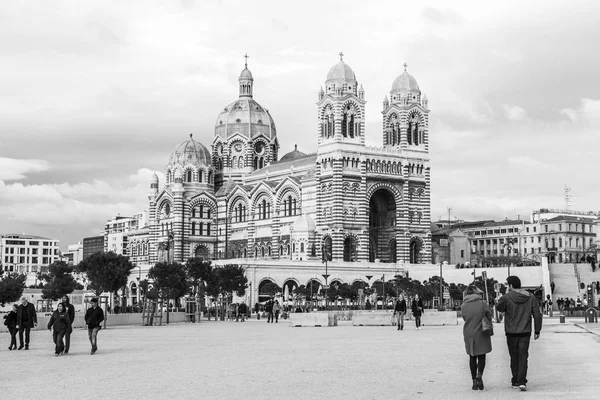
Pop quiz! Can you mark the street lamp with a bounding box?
[322,248,331,310]
[503,237,518,277]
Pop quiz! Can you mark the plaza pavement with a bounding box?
[1,316,599,400]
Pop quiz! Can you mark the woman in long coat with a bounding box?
[461,285,492,390]
[411,295,424,330]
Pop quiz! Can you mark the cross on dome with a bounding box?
[403,62,408,71]
[339,51,344,61]
[244,53,249,68]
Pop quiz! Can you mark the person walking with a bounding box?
[496,276,542,392]
[16,297,37,350]
[273,300,281,323]
[84,298,105,355]
[266,298,274,323]
[3,304,19,350]
[411,294,424,330]
[47,303,72,356]
[461,285,492,390]
[238,302,248,322]
[550,281,555,295]
[61,295,75,354]
[394,295,407,330]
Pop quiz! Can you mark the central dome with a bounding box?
[214,99,276,140]
[168,134,211,168]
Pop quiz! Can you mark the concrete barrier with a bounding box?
[288,312,334,327]
[352,311,395,326]
[0,312,187,333]
[421,310,458,326]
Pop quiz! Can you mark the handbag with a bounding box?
[481,301,494,336]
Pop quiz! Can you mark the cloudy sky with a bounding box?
[1,0,599,249]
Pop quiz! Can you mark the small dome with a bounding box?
[151,172,159,183]
[168,135,212,168]
[391,71,420,93]
[239,67,253,80]
[279,145,306,162]
[292,214,316,233]
[326,60,356,82]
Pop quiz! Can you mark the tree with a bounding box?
[0,273,27,306]
[77,251,135,296]
[185,258,213,296]
[260,281,281,297]
[216,264,247,299]
[148,262,189,303]
[37,260,78,300]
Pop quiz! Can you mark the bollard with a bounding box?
[559,314,565,323]
[584,308,598,323]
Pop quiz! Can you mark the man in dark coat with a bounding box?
[394,295,407,330]
[84,298,105,355]
[62,295,76,354]
[496,276,542,392]
[266,298,274,323]
[16,297,37,350]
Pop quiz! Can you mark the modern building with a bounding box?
[62,242,84,266]
[119,56,434,302]
[0,233,60,285]
[82,235,104,260]
[104,212,147,255]
[537,215,597,263]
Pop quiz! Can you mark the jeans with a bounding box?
[18,326,31,346]
[53,330,66,354]
[88,327,101,351]
[415,316,421,328]
[8,327,17,348]
[267,312,273,323]
[275,311,279,323]
[396,312,405,328]
[64,327,72,352]
[506,335,531,386]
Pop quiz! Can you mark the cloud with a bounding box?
[0,157,50,180]
[0,168,157,227]
[420,7,465,25]
[503,104,527,121]
[560,98,600,123]
[508,156,550,170]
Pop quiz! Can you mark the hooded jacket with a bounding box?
[496,290,542,336]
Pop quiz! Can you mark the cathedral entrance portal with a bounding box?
[343,236,358,262]
[195,244,209,260]
[369,189,396,262]
[409,237,422,264]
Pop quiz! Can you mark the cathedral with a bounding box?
[128,54,432,301]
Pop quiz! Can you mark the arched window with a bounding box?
[191,222,196,235]
[238,157,243,169]
[186,170,192,182]
[300,243,305,252]
[261,247,265,257]
[199,169,203,182]
[208,171,213,184]
[259,157,264,169]
[199,222,204,236]
[207,223,211,235]
[323,106,334,138]
[232,156,237,169]
[279,245,284,256]
[268,246,272,257]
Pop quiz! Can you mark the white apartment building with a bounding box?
[1,234,60,285]
[104,212,148,255]
[62,242,84,266]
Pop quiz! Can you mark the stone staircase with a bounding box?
[548,263,580,309]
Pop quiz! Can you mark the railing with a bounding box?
[574,263,581,293]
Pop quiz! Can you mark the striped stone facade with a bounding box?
[136,57,431,291]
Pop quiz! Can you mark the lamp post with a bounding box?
[439,262,443,310]
[322,246,331,310]
[503,237,518,277]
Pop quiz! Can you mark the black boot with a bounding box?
[472,379,478,390]
[476,373,484,390]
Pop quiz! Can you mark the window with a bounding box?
[300,243,305,252]
[526,227,530,233]
[545,225,548,233]
[460,249,464,258]
[187,170,192,182]
[559,238,563,248]
[559,224,562,231]
[533,227,537,233]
